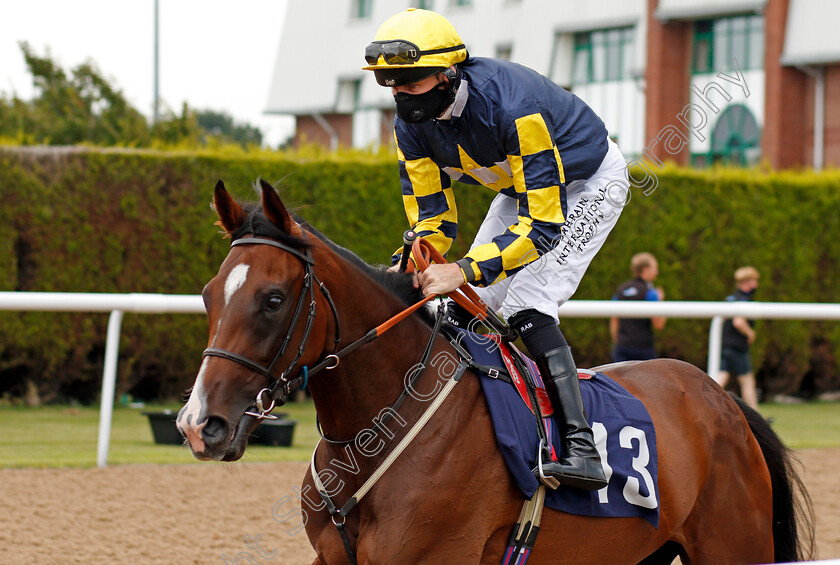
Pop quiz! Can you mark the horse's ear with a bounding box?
[213,180,245,236]
[259,178,300,235]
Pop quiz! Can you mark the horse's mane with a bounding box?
[232,202,429,318]
[294,215,428,308]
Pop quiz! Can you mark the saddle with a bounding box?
[408,236,659,563]
[448,326,660,528]
[458,331,569,463]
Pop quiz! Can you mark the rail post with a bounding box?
[96,309,124,468]
[707,315,724,380]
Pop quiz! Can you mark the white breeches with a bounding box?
[471,139,628,324]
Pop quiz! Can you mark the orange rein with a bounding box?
[407,237,495,323]
[372,237,494,337]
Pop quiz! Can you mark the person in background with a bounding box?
[715,266,760,409]
[610,252,666,362]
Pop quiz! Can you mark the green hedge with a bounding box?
[0,147,838,403]
[569,165,840,397]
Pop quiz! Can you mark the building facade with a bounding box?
[265,0,839,169]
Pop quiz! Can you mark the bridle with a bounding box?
[201,233,507,422]
[202,236,341,418]
[201,234,514,565]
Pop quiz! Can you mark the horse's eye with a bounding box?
[266,295,283,310]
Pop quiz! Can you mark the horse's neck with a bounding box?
[307,254,437,441]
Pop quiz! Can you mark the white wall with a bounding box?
[572,80,646,157]
[267,0,646,118]
[656,0,766,20]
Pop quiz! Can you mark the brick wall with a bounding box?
[380,108,396,149]
[822,64,840,167]
[293,110,396,151]
[645,0,692,165]
[293,114,354,149]
[763,0,809,169]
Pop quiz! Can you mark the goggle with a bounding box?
[365,40,465,65]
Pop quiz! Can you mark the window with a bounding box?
[692,14,764,73]
[351,0,373,19]
[336,79,360,113]
[450,0,472,7]
[693,21,713,73]
[604,29,622,81]
[571,27,634,85]
[747,18,764,69]
[572,34,592,85]
[496,43,513,60]
[549,33,574,87]
[708,104,761,166]
[413,0,434,8]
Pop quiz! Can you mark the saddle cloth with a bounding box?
[451,328,660,528]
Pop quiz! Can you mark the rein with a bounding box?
[201,235,444,419]
[308,238,513,565]
[311,301,470,565]
[203,234,512,565]
[407,238,515,340]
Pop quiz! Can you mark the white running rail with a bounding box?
[2,292,840,466]
[0,293,204,467]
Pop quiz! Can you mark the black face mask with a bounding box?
[394,83,452,124]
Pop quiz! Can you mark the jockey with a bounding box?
[365,8,628,491]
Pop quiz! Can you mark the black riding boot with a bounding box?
[535,346,607,491]
[509,309,607,492]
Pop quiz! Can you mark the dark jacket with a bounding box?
[612,278,660,349]
[722,289,756,351]
[394,56,609,286]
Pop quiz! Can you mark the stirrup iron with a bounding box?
[535,438,561,490]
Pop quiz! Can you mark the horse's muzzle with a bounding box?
[177,408,258,461]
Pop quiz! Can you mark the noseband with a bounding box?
[202,236,341,417]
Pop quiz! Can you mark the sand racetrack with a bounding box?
[1,449,837,564]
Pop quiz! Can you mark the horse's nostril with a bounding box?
[202,416,229,446]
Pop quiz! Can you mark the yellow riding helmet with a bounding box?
[363,8,468,75]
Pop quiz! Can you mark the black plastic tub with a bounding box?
[142,411,296,447]
[142,410,184,445]
[250,419,297,447]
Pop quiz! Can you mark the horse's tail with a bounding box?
[732,395,817,562]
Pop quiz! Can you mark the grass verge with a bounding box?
[0,399,836,468]
[758,400,840,449]
[0,400,320,468]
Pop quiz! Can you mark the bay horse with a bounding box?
[178,180,815,565]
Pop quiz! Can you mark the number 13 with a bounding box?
[592,422,657,509]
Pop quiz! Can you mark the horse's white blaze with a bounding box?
[224,263,250,305]
[178,358,209,453]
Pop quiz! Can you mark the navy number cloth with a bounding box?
[452,329,660,528]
